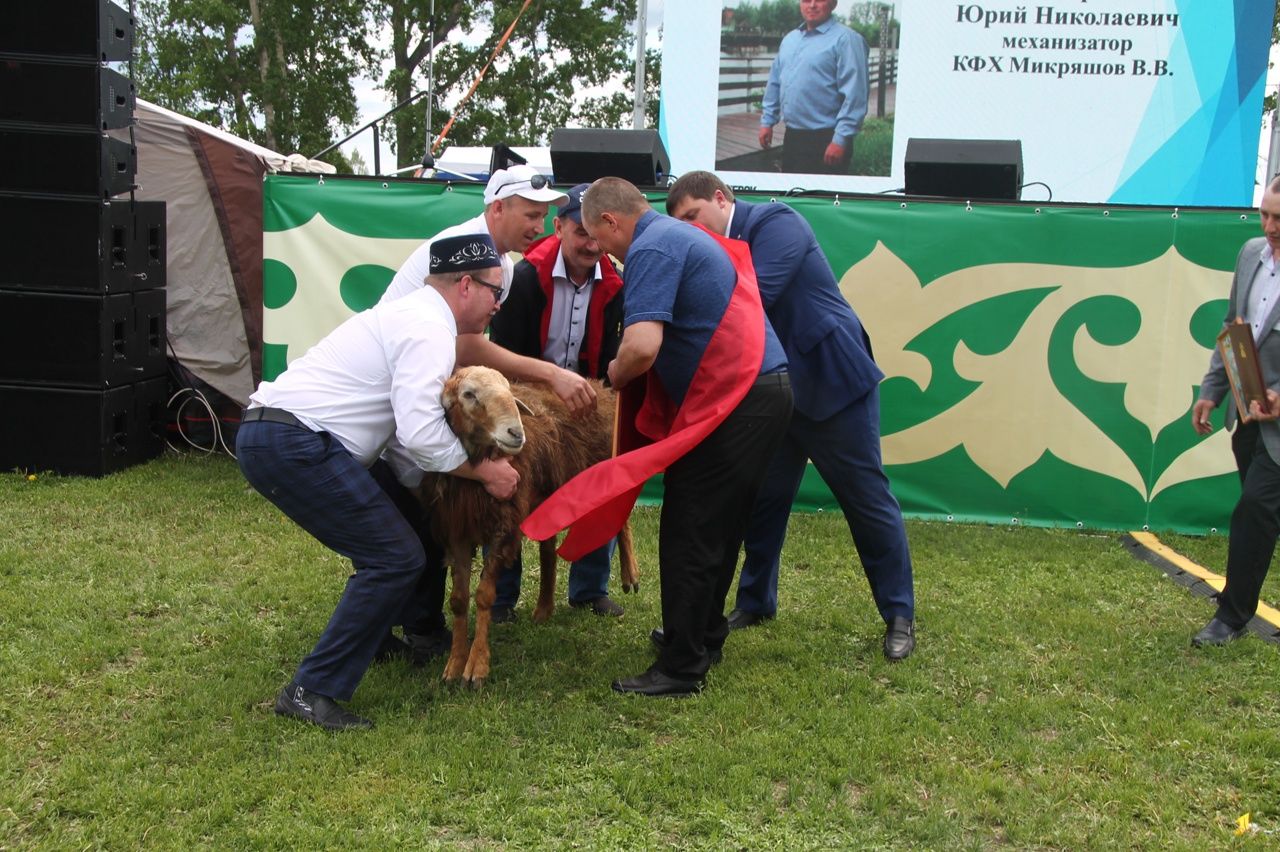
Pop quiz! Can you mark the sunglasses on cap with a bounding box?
[495,172,550,193]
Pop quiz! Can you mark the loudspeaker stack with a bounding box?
[0,0,168,476]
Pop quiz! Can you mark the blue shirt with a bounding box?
[760,18,869,147]
[622,211,787,406]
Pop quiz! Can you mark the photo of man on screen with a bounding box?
[714,0,898,177]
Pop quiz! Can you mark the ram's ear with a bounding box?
[441,372,463,411]
[514,397,535,417]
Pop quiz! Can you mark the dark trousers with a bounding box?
[655,374,793,680]
[367,459,446,634]
[736,385,914,622]
[237,420,428,701]
[781,127,853,175]
[1217,422,1280,628]
[493,539,613,607]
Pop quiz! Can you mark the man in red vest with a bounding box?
[487,184,628,620]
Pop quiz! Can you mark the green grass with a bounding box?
[849,115,893,177]
[3,454,1280,848]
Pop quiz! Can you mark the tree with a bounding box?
[135,0,377,163]
[373,0,647,169]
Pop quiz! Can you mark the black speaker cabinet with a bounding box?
[904,138,1024,201]
[0,58,135,131]
[131,201,166,289]
[0,196,163,292]
[0,0,134,63]
[550,128,670,187]
[0,288,166,387]
[0,128,135,198]
[0,376,166,477]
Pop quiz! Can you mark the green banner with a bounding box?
[263,174,1256,534]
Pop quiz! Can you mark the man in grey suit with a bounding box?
[1190,175,1280,646]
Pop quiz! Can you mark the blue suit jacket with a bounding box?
[730,200,882,420]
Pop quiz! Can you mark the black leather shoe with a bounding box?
[883,617,916,661]
[726,608,772,630]
[612,666,704,697]
[648,628,722,664]
[490,604,517,624]
[274,681,373,731]
[1192,617,1247,647]
[373,632,414,665]
[405,626,453,663]
[570,595,624,616]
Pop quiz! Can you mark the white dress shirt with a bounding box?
[249,286,469,473]
[1245,244,1280,341]
[378,212,514,305]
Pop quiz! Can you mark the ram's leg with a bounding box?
[442,545,473,683]
[533,538,557,624]
[618,521,640,593]
[463,562,496,690]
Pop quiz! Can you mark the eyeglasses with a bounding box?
[469,274,505,300]
[496,172,550,194]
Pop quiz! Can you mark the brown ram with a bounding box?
[415,365,638,687]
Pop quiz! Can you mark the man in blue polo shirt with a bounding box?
[759,0,870,175]
[580,177,793,696]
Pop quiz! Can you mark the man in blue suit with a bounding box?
[665,170,916,660]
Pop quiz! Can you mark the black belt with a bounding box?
[241,406,308,429]
[753,371,790,387]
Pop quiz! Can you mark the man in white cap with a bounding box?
[380,164,594,412]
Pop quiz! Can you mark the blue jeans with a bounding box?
[237,420,426,701]
[493,539,615,607]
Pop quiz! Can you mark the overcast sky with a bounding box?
[342,0,665,174]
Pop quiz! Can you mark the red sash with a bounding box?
[520,227,766,559]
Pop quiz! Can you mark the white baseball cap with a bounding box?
[483,164,568,205]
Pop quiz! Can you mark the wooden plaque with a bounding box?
[1216,321,1267,420]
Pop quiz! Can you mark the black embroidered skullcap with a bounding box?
[429,234,502,273]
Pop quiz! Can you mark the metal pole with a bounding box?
[424,0,436,162]
[1268,105,1280,187]
[876,5,889,118]
[632,0,648,129]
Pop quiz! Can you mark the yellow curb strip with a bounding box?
[1130,531,1280,629]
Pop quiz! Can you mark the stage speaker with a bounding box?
[0,289,166,387]
[0,58,135,131]
[0,0,134,63]
[904,138,1024,201]
[131,201,167,289]
[0,376,166,477]
[0,128,135,198]
[550,128,670,187]
[489,143,526,177]
[0,197,162,292]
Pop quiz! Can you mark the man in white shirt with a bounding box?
[238,234,519,731]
